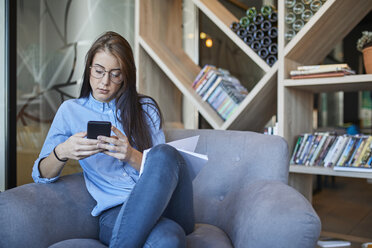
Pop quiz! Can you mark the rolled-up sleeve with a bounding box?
[32,102,71,183]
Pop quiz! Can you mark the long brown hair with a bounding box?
[79,31,163,152]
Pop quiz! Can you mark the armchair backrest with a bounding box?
[164,129,290,230]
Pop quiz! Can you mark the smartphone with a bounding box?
[87,121,112,139]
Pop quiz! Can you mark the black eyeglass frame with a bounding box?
[89,65,123,84]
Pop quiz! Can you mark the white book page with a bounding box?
[139,136,208,179]
[166,135,200,152]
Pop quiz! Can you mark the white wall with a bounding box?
[0,0,6,191]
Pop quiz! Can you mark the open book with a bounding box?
[139,136,208,180]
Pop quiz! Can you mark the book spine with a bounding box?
[295,133,309,164]
[197,71,217,96]
[336,138,356,167]
[290,67,352,76]
[344,137,362,167]
[359,139,372,166]
[202,76,223,101]
[207,86,223,106]
[323,136,341,167]
[193,66,215,90]
[314,136,335,166]
[355,136,372,166]
[309,134,328,166]
[296,63,349,71]
[290,135,303,164]
[192,64,209,88]
[303,134,319,166]
[349,137,367,166]
[329,136,349,167]
[223,100,238,119]
[225,104,239,120]
[298,134,314,165]
[195,69,215,94]
[211,87,228,110]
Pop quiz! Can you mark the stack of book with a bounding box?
[289,63,355,79]
[264,122,278,135]
[192,65,248,121]
[290,132,372,172]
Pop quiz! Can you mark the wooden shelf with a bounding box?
[139,36,224,128]
[138,0,279,132]
[284,0,372,65]
[222,64,278,131]
[278,0,372,201]
[192,0,271,72]
[139,36,277,131]
[283,74,372,92]
[290,165,372,179]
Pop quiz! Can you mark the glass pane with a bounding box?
[16,0,135,186]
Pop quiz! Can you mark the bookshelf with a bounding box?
[278,0,372,200]
[136,0,277,132]
[290,165,372,180]
[136,0,372,200]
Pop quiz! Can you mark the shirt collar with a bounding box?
[88,93,116,112]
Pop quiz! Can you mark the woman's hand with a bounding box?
[97,126,143,170]
[56,132,103,160]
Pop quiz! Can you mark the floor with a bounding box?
[313,176,372,247]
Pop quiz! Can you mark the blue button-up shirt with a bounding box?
[32,94,165,216]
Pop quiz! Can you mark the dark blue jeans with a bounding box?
[99,144,195,248]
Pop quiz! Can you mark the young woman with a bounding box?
[32,31,194,248]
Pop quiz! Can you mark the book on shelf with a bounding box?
[298,134,315,165]
[192,65,216,89]
[263,122,278,135]
[315,135,337,166]
[327,136,349,167]
[194,65,248,121]
[336,137,357,167]
[296,63,349,71]
[290,71,355,79]
[354,136,372,166]
[290,134,304,164]
[322,135,342,167]
[309,134,329,166]
[345,136,367,166]
[290,132,372,172]
[289,63,355,79]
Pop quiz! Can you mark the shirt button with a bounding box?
[123,172,128,177]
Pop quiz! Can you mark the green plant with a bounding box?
[357,31,372,52]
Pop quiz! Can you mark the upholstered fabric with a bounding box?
[186,224,233,248]
[0,129,321,248]
[165,129,320,247]
[0,173,99,248]
[49,239,107,248]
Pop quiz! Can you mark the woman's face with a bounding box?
[89,50,123,103]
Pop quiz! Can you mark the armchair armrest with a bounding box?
[0,173,99,248]
[223,180,321,248]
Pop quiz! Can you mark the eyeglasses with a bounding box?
[90,65,123,84]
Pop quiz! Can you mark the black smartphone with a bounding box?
[87,121,112,139]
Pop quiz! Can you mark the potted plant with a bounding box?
[357,31,372,74]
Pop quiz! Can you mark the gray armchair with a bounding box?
[0,129,321,248]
